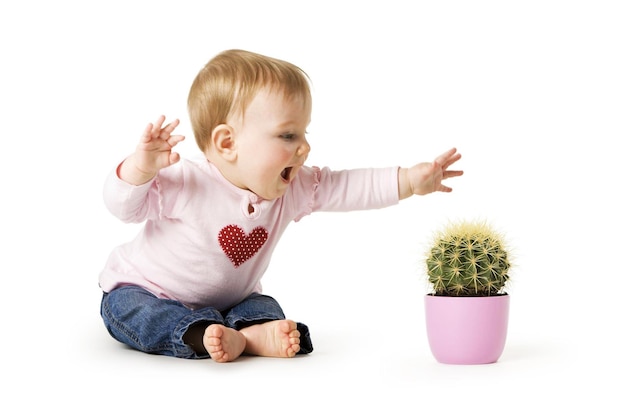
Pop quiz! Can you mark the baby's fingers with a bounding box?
[167,134,186,148]
[140,116,182,145]
[159,118,181,139]
[169,151,182,165]
[437,148,462,170]
[434,147,457,163]
[443,169,464,179]
[139,122,157,144]
[149,115,168,136]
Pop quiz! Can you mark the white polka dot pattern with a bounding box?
[218,224,269,268]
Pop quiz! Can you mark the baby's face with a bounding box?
[228,87,311,200]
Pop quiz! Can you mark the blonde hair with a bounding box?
[188,49,312,152]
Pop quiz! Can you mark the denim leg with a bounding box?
[224,293,286,329]
[100,285,223,359]
[224,293,314,354]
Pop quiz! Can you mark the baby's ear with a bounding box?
[211,124,236,161]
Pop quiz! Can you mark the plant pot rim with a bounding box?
[425,292,509,297]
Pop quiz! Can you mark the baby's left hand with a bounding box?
[399,148,463,199]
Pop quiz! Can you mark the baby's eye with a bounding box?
[280,133,296,140]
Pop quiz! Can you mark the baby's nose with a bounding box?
[297,140,310,157]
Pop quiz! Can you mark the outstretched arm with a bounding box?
[397,148,463,200]
[118,115,186,185]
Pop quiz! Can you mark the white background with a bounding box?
[1,1,624,416]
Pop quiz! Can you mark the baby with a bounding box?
[99,49,463,362]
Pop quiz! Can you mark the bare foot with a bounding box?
[240,319,301,358]
[203,324,246,363]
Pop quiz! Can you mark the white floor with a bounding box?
[5,222,623,417]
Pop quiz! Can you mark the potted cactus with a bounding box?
[423,219,512,364]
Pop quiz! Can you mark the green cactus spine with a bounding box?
[426,220,511,296]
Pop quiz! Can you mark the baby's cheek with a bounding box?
[271,148,295,166]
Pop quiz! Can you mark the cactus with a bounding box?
[426,220,511,296]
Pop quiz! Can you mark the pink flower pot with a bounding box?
[424,294,510,365]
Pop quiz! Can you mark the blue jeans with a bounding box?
[101,285,313,359]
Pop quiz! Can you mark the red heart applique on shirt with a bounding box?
[218,225,269,268]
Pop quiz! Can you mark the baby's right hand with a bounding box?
[119,115,186,185]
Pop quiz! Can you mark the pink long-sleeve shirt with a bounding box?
[99,156,399,310]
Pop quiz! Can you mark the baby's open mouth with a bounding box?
[281,167,292,181]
